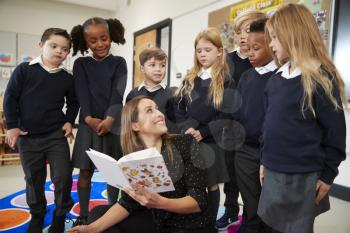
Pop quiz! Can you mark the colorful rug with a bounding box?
[0,172,242,232]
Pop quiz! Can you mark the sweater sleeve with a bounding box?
[106,57,127,120]
[173,96,200,134]
[65,75,79,124]
[73,58,91,119]
[315,81,346,185]
[4,63,27,129]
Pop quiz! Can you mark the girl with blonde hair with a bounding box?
[175,27,235,227]
[258,4,346,233]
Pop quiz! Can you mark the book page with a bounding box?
[117,148,175,193]
[86,149,130,189]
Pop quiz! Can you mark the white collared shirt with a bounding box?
[235,47,248,59]
[87,52,112,61]
[138,80,167,92]
[198,67,212,80]
[255,60,278,75]
[277,61,302,79]
[29,56,66,74]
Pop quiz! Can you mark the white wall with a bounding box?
[0,0,113,36]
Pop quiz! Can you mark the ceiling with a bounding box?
[52,0,119,12]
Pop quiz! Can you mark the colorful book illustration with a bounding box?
[86,148,175,193]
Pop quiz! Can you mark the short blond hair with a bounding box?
[233,10,266,32]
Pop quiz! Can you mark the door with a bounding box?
[133,30,157,87]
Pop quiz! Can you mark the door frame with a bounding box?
[133,18,172,88]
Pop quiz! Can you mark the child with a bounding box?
[217,10,266,230]
[126,48,177,133]
[174,27,233,227]
[258,4,346,233]
[68,96,215,233]
[70,17,127,225]
[4,28,78,233]
[234,18,276,233]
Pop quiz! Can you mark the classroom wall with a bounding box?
[0,0,113,36]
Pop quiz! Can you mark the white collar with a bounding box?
[235,47,248,59]
[198,67,212,80]
[29,56,67,74]
[255,60,278,75]
[138,80,167,92]
[277,61,302,79]
[87,52,112,61]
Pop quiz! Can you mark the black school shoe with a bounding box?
[48,210,66,233]
[72,215,88,227]
[27,214,45,233]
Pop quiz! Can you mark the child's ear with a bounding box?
[140,65,145,73]
[39,41,44,48]
[131,122,140,132]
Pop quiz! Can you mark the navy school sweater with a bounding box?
[235,68,276,147]
[227,51,253,86]
[4,62,79,135]
[174,77,236,143]
[73,55,127,126]
[261,70,346,185]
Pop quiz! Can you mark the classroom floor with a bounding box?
[0,164,349,233]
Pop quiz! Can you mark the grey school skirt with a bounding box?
[199,142,230,186]
[72,124,122,170]
[257,168,330,233]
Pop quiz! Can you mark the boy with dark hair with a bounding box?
[4,27,79,233]
[234,18,276,233]
[218,10,267,231]
[126,48,177,133]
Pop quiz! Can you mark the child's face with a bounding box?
[268,28,288,63]
[132,99,168,137]
[196,38,222,69]
[40,35,70,68]
[141,57,166,86]
[84,24,111,60]
[236,22,251,53]
[247,32,272,67]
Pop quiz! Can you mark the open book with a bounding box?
[86,148,175,193]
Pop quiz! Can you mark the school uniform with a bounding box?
[72,54,127,205]
[258,62,346,233]
[234,61,277,233]
[174,68,231,186]
[227,48,253,85]
[126,81,178,133]
[4,56,79,228]
[221,47,252,219]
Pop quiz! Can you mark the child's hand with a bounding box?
[185,128,202,142]
[124,182,165,209]
[315,179,331,205]
[5,128,28,149]
[97,117,114,136]
[259,165,264,186]
[85,116,102,133]
[62,122,74,143]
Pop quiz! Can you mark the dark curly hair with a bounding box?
[70,17,125,56]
